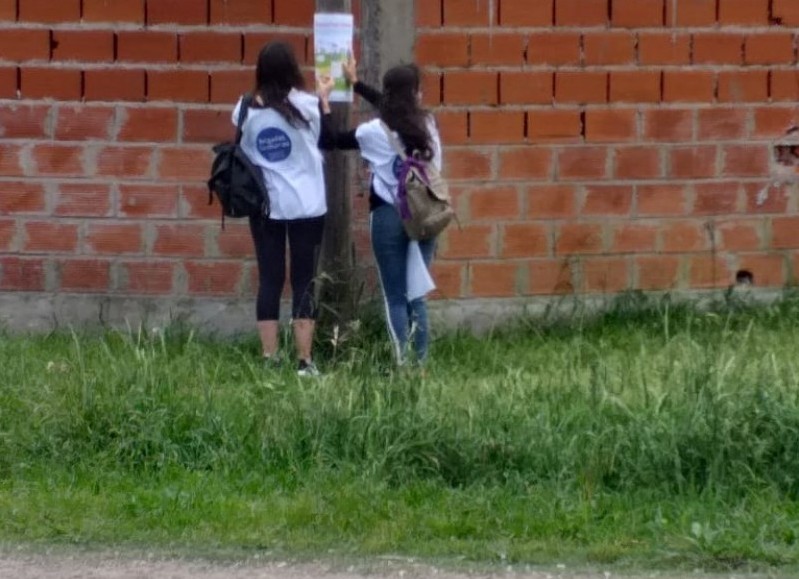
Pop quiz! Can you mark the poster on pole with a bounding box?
[313,12,354,103]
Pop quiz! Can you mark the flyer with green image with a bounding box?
[314,12,354,103]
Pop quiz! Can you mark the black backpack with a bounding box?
[207,95,270,225]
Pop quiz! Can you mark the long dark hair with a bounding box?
[379,65,434,161]
[254,42,309,128]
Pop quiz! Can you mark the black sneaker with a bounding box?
[297,359,321,377]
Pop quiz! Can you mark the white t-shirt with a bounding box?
[232,90,326,220]
[354,117,442,206]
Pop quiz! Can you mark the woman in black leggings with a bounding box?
[234,42,328,376]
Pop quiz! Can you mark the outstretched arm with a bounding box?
[344,55,382,108]
[317,75,361,151]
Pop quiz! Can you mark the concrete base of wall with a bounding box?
[0,287,786,336]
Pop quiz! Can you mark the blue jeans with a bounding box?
[370,204,436,364]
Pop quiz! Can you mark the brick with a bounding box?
[615,147,662,180]
[0,182,45,213]
[158,147,214,182]
[417,0,442,26]
[421,72,442,105]
[273,0,313,26]
[95,146,153,179]
[612,0,663,27]
[530,259,575,295]
[18,0,79,23]
[0,144,22,176]
[470,33,526,66]
[20,68,81,100]
[745,33,796,65]
[555,0,608,26]
[117,31,178,63]
[435,111,468,145]
[23,221,78,253]
[718,70,768,103]
[0,104,49,139]
[182,109,232,144]
[723,145,770,177]
[210,0,271,24]
[773,217,799,249]
[153,224,207,257]
[697,109,749,140]
[416,33,469,67]
[441,224,494,259]
[180,32,242,64]
[444,71,498,105]
[527,110,582,143]
[500,0,552,25]
[119,184,179,218]
[500,72,553,105]
[469,186,520,220]
[638,33,691,65]
[148,70,209,103]
[688,256,732,289]
[644,109,694,141]
[54,105,114,141]
[661,220,710,253]
[527,32,581,66]
[118,107,179,142]
[718,0,769,25]
[613,223,658,253]
[59,259,111,292]
[53,183,112,217]
[147,0,208,25]
[663,71,715,102]
[470,111,525,144]
[84,69,146,102]
[770,71,799,102]
[736,254,785,287]
[753,107,797,137]
[498,148,553,180]
[670,146,718,179]
[443,0,494,26]
[609,71,661,103]
[0,219,15,252]
[0,67,16,98]
[0,257,45,291]
[0,0,16,19]
[52,30,114,63]
[743,182,789,214]
[31,144,84,176]
[470,262,520,297]
[637,184,688,216]
[119,261,174,294]
[430,262,464,300]
[83,0,145,23]
[582,185,634,216]
[501,223,550,258]
[555,72,607,104]
[772,0,799,25]
[558,147,609,181]
[717,220,762,251]
[0,28,49,61]
[210,70,253,104]
[84,223,143,255]
[555,223,604,255]
[585,110,637,143]
[666,0,716,26]
[583,258,631,293]
[243,33,307,65]
[444,148,493,181]
[694,182,740,214]
[583,32,636,65]
[215,223,254,258]
[528,185,577,219]
[693,33,745,65]
[635,256,680,290]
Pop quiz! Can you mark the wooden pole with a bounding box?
[316,0,355,323]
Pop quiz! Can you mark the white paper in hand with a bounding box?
[407,241,435,301]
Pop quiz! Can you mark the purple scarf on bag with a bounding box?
[395,157,429,220]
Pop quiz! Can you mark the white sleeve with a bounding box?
[231,97,244,127]
[429,116,443,172]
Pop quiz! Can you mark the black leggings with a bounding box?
[249,215,325,321]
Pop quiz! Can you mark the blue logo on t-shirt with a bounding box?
[256,128,292,162]
[391,155,404,178]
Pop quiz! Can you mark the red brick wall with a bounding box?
[419,0,799,298]
[0,0,797,305]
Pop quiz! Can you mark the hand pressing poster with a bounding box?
[314,12,354,103]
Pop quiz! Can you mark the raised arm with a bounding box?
[316,75,360,151]
[344,56,382,108]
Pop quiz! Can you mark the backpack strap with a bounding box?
[234,94,253,145]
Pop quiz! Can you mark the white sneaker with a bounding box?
[297,359,321,377]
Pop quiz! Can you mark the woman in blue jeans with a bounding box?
[318,61,442,365]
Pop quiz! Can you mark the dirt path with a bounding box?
[0,553,785,579]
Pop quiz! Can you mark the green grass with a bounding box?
[1,292,799,572]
